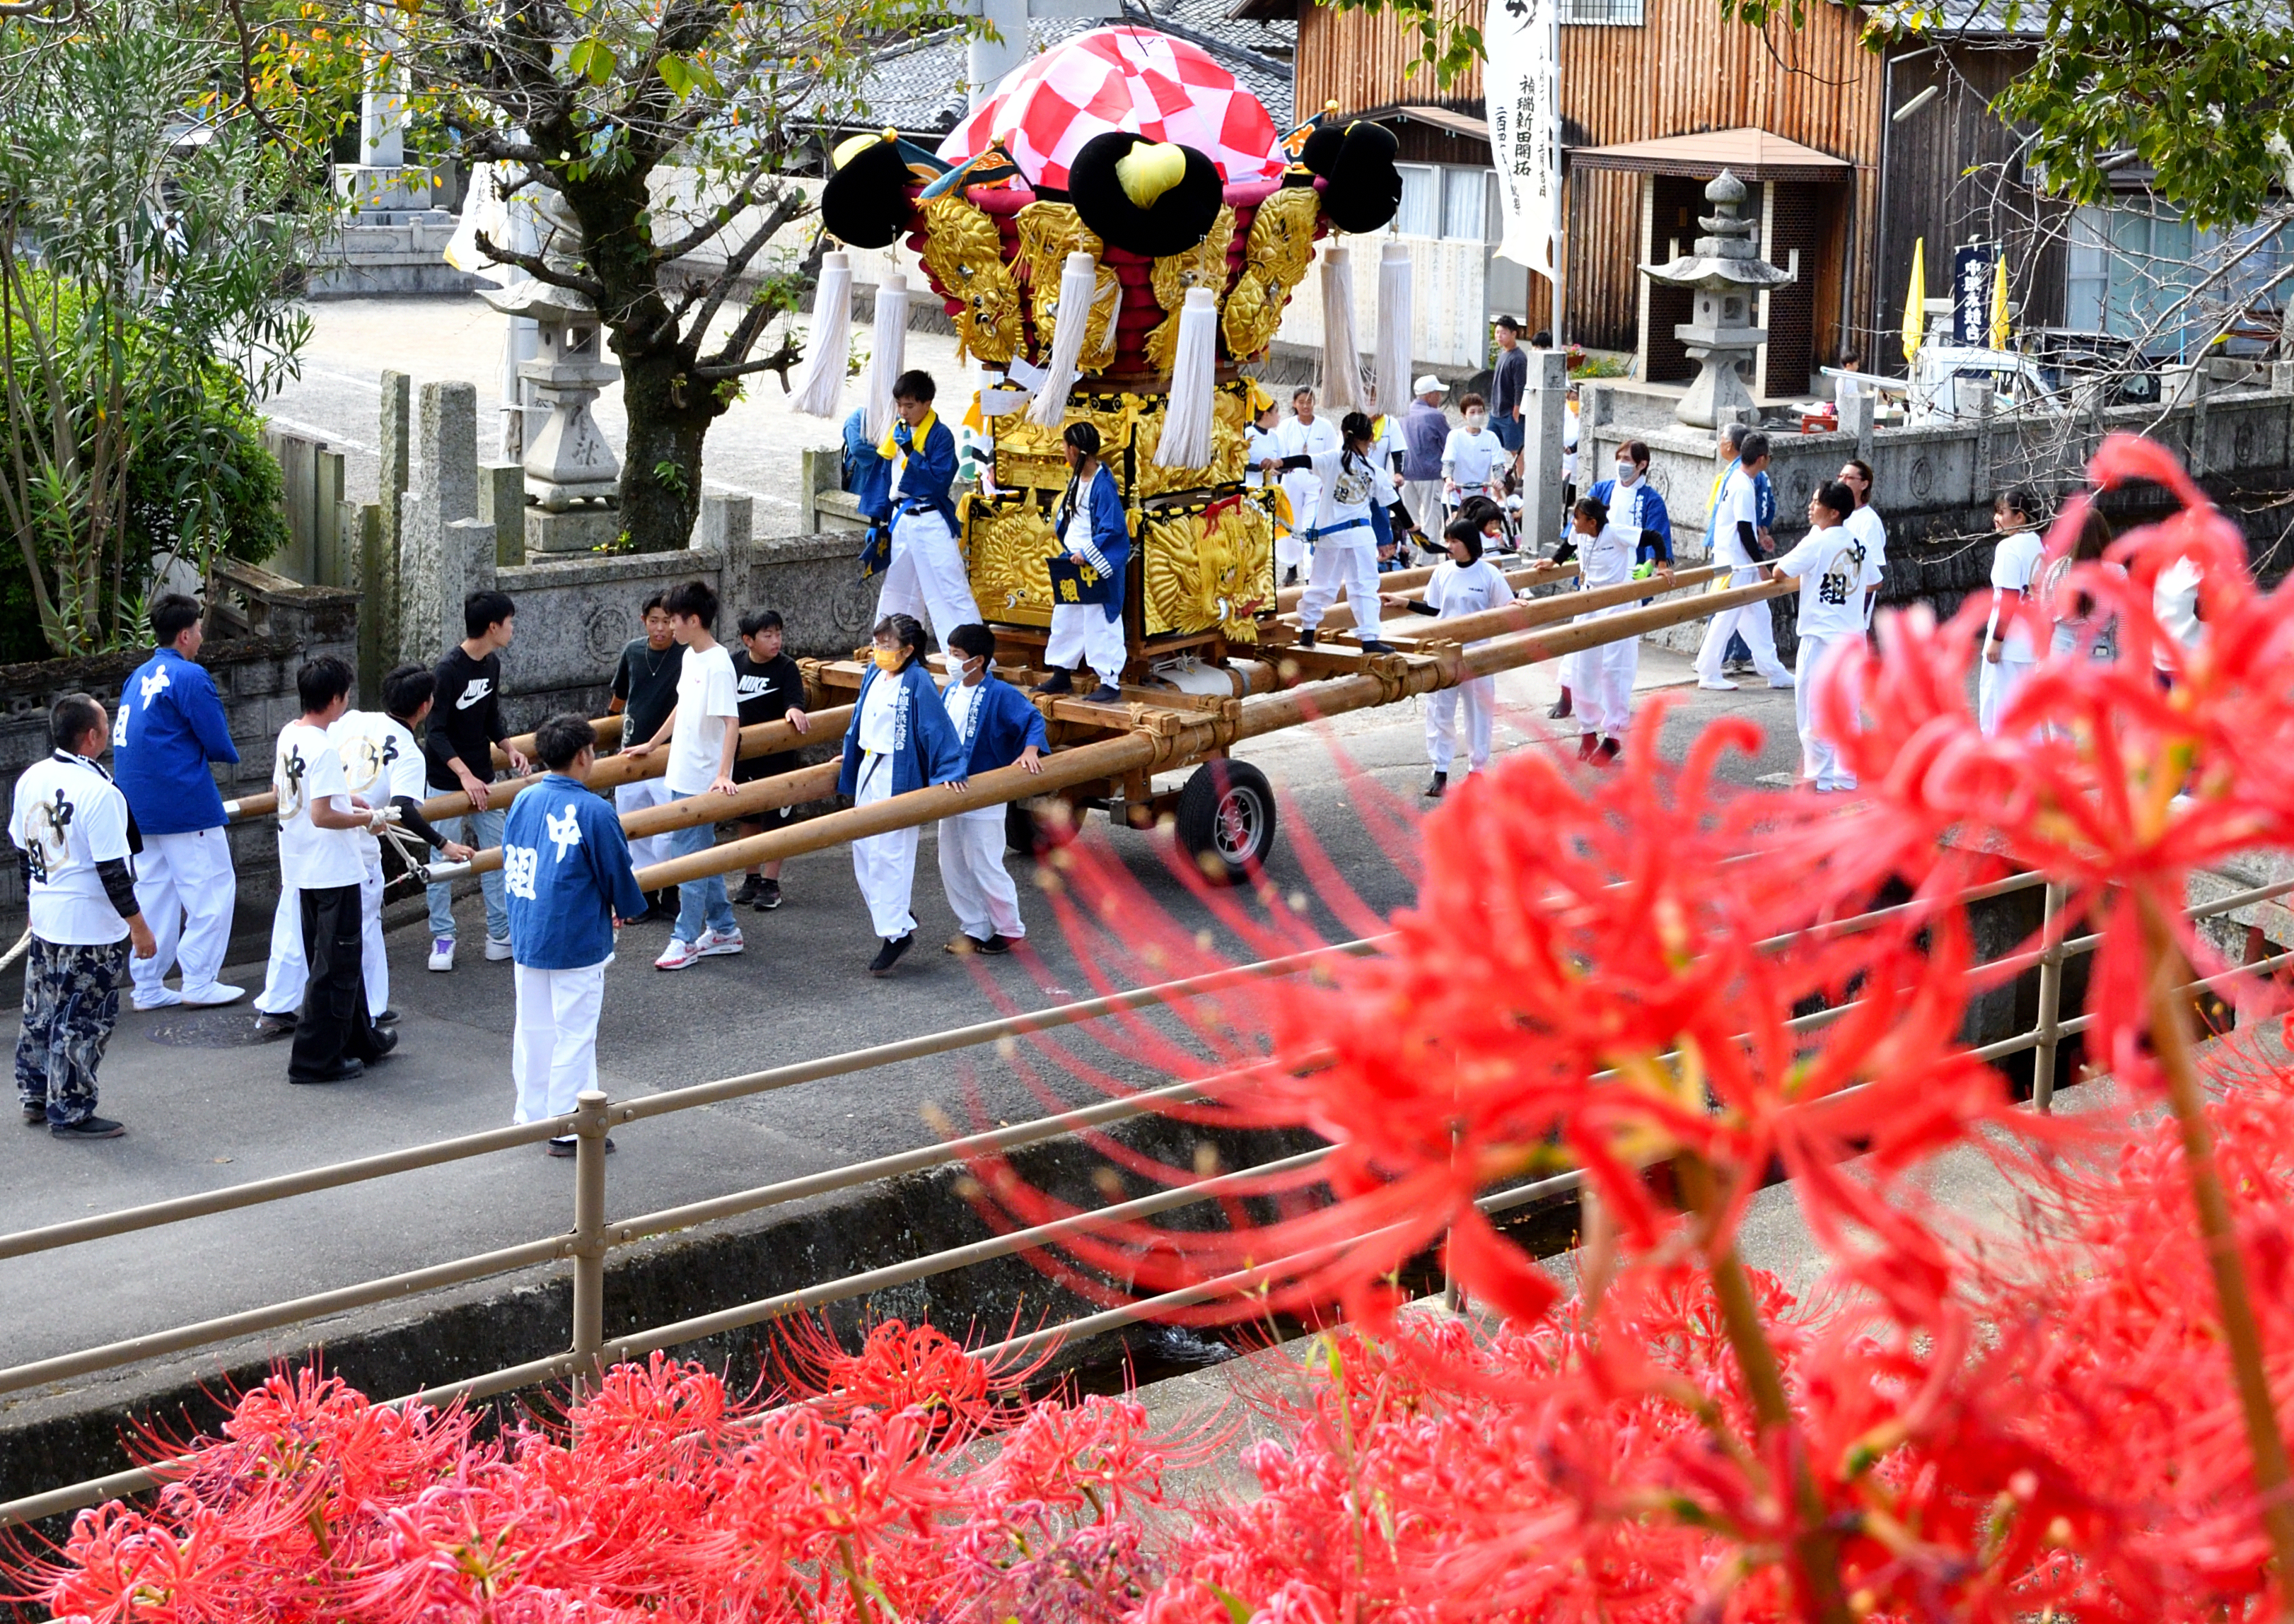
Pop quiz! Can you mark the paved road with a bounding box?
[0,649,1807,1384]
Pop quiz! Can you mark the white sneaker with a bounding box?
[695,926,745,958]
[428,936,456,972]
[1766,679,1796,690]
[1696,679,1740,691]
[655,937,701,971]
[131,988,183,1011]
[180,982,245,1007]
[484,935,514,962]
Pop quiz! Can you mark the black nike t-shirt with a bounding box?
[732,650,805,782]
[425,646,508,790]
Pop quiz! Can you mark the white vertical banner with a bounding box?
[1486,0,1561,278]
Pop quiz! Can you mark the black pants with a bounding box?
[289,882,385,1081]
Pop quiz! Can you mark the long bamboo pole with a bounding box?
[1362,562,1728,648]
[613,576,1795,892]
[1296,559,1581,635]
[1274,553,1573,613]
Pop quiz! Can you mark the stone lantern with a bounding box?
[1640,170,1795,430]
[479,197,623,553]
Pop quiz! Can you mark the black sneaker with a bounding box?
[254,1010,297,1038]
[1083,684,1123,704]
[733,875,764,906]
[291,1059,364,1085]
[1032,668,1074,696]
[1296,628,1317,649]
[23,1102,47,1126]
[868,933,914,977]
[368,1027,400,1060]
[1282,566,1299,587]
[752,877,782,911]
[1357,640,1396,655]
[944,932,1013,956]
[1424,771,1448,800]
[373,1007,400,1027]
[52,1116,125,1140]
[545,1135,617,1157]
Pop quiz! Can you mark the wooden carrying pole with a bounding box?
[1273,554,1573,614]
[1297,559,1583,635]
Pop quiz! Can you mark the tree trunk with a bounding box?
[615,345,711,553]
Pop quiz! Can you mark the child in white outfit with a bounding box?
[1979,489,2046,737]
[1385,518,1515,798]
[1770,479,1883,792]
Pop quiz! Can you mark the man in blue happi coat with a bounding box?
[114,593,243,1010]
[501,713,649,1155]
[866,371,981,650]
[937,622,1047,957]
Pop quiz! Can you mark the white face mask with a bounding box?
[1614,462,1638,486]
[1464,411,1486,430]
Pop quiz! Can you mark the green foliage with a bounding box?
[0,0,325,658]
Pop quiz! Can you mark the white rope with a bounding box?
[1028,252,1100,431]
[864,271,910,443]
[1317,244,1365,414]
[1372,240,1413,418]
[1155,288,1220,469]
[0,928,27,974]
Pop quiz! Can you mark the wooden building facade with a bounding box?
[1253,0,2058,391]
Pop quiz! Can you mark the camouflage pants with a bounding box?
[16,936,129,1126]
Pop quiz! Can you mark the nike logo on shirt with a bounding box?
[737,677,776,701]
[456,678,493,709]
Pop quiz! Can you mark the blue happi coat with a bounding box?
[945,672,1049,776]
[881,417,959,533]
[1054,463,1130,623]
[115,647,238,835]
[838,660,969,799]
[1588,476,1675,566]
[501,773,650,970]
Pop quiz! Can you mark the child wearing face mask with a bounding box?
[1441,394,1504,514]
[1561,494,1670,764]
[837,612,970,977]
[1384,518,1516,799]
[936,623,1046,957]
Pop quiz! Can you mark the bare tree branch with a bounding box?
[471,230,607,298]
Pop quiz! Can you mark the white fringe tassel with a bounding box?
[1155,287,1220,468]
[789,250,854,419]
[1373,241,1413,418]
[865,271,910,443]
[1029,252,1099,430]
[1317,244,1364,414]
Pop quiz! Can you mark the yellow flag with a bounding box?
[1902,238,1926,366]
[1989,255,2011,351]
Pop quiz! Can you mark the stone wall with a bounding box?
[0,559,361,916]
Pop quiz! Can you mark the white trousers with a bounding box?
[1425,675,1495,773]
[130,826,237,1005]
[1574,614,1640,737]
[511,960,605,1124]
[1795,631,1858,790]
[1694,572,1793,686]
[940,809,1025,942]
[876,510,981,649]
[1296,539,1382,640]
[1044,602,1127,684]
[1276,475,1318,570]
[1402,480,1445,536]
[1977,654,2034,737]
[615,776,676,875]
[851,752,920,940]
[257,848,387,1016]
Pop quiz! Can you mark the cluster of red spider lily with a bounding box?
[16,1323,1168,1623]
[19,432,2294,1623]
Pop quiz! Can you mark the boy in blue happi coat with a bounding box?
[938,623,1046,957]
[1033,420,1131,704]
[839,613,970,977]
[867,371,982,650]
[501,713,649,1154]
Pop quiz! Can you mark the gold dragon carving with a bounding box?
[917,194,1020,365]
[1142,205,1238,373]
[1141,496,1274,641]
[1131,384,1249,498]
[962,495,1063,629]
[1221,185,1320,362]
[994,400,1132,498]
[1012,201,1122,372]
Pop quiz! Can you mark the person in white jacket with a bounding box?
[1564,495,1672,763]
[1384,518,1515,798]
[1769,480,1884,792]
[1978,489,2047,737]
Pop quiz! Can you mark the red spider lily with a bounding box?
[1810,431,2294,1094]
[772,1314,1048,1438]
[960,711,2022,1343]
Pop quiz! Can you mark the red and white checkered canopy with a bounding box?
[938,28,1285,192]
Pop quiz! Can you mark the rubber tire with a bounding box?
[1007,799,1078,857]
[1173,760,1277,887]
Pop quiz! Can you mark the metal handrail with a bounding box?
[2,841,2288,1526]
